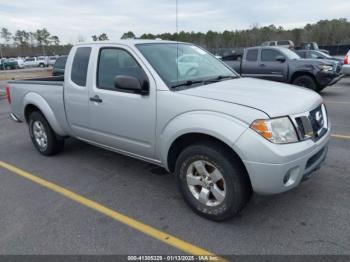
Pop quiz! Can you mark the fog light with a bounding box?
[283,166,300,186]
[283,173,291,184]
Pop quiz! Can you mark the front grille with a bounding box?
[292,104,328,141]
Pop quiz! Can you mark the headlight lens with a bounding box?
[250,117,298,144]
[319,64,333,72]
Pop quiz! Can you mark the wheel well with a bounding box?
[24,104,41,123]
[167,133,251,186]
[291,71,316,84]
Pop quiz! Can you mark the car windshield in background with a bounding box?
[283,48,301,60]
[54,57,67,69]
[136,43,236,88]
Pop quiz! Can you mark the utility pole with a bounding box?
[0,44,4,70]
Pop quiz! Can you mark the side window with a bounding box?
[97,48,146,91]
[71,47,91,86]
[246,49,258,62]
[269,42,276,46]
[261,49,282,62]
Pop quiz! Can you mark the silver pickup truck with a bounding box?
[6,40,330,221]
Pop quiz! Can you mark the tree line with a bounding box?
[121,18,350,50]
[0,27,68,57]
[1,18,350,57]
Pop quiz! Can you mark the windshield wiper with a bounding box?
[171,75,238,89]
[171,80,205,89]
[204,75,238,83]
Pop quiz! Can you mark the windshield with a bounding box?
[136,43,237,88]
[283,48,301,60]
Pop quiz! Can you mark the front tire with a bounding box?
[292,75,317,91]
[28,111,64,156]
[175,142,251,221]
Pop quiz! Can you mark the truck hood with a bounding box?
[178,77,322,117]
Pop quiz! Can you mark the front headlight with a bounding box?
[319,64,333,72]
[250,117,298,144]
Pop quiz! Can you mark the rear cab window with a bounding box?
[71,47,91,86]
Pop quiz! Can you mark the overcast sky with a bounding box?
[0,0,349,44]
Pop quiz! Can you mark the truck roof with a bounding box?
[246,46,288,51]
[74,39,180,47]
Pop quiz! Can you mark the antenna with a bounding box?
[176,0,179,84]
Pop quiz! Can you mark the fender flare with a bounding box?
[159,111,248,169]
[23,92,66,136]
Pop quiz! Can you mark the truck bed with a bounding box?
[8,76,70,136]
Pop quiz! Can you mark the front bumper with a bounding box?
[316,71,343,87]
[235,125,331,195]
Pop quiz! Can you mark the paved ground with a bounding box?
[0,78,349,256]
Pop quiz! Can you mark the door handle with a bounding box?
[259,64,266,67]
[89,95,103,103]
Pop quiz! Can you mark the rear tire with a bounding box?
[292,75,317,91]
[28,111,64,156]
[175,141,252,221]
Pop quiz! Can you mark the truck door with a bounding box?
[258,48,288,82]
[87,46,156,159]
[241,48,259,77]
[64,46,92,140]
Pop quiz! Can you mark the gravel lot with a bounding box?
[0,78,349,256]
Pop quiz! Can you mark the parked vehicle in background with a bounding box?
[48,56,58,66]
[296,50,343,65]
[342,50,350,76]
[0,58,19,70]
[223,46,342,92]
[24,57,48,68]
[52,55,67,76]
[261,40,295,49]
[9,58,25,68]
[299,42,329,55]
[7,40,330,221]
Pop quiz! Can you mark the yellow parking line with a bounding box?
[0,160,226,261]
[331,134,350,140]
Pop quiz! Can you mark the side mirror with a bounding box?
[276,56,286,63]
[114,75,149,95]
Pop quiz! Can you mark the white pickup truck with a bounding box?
[6,40,330,221]
[23,57,48,68]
